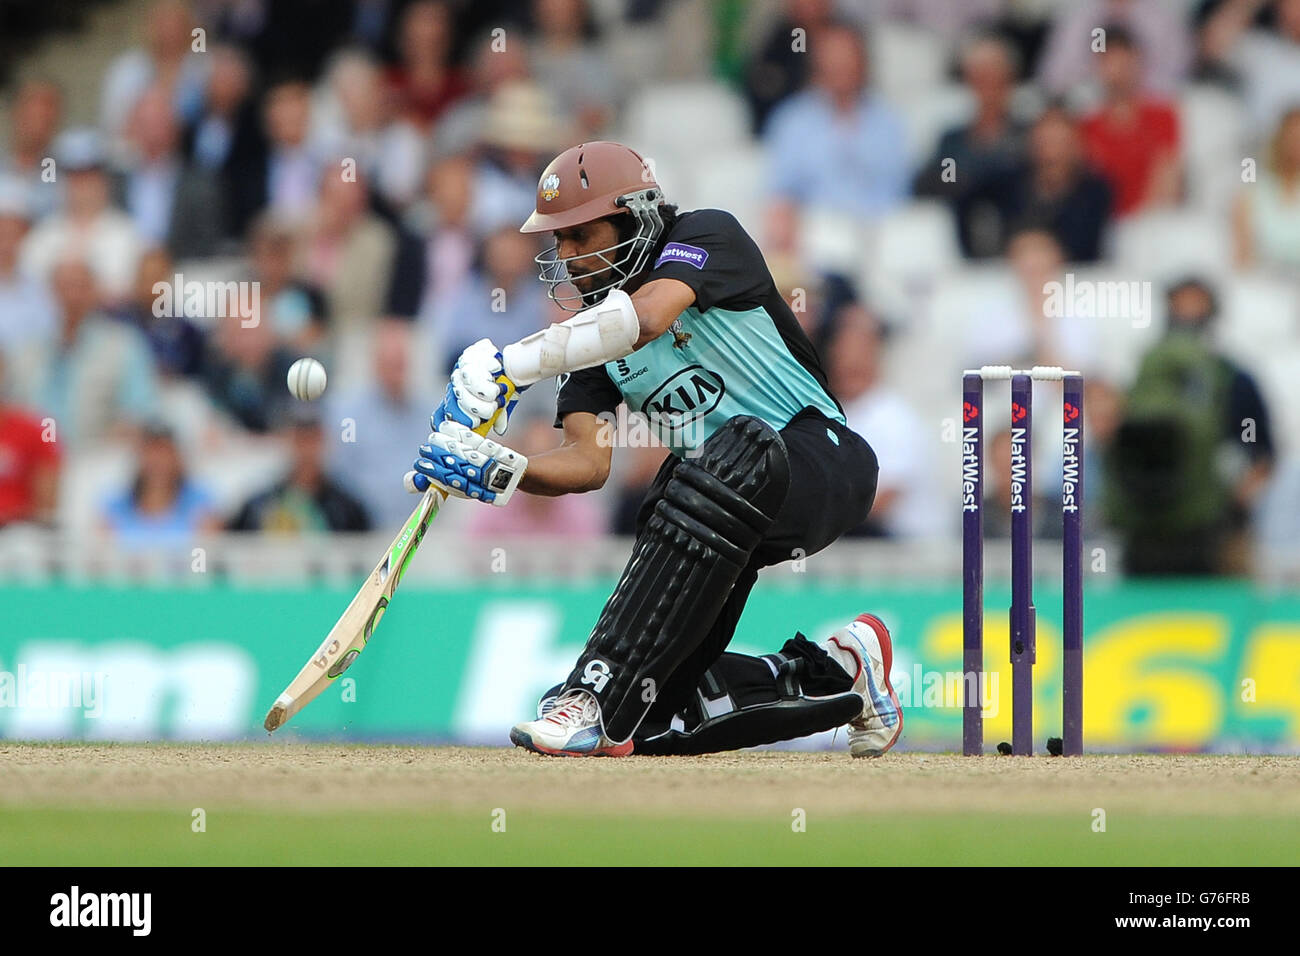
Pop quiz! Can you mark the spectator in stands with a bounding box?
[1206,0,1300,139]
[471,81,569,235]
[2,79,63,220]
[187,44,255,173]
[251,78,322,224]
[466,418,606,539]
[117,85,223,259]
[113,247,205,379]
[1233,106,1300,270]
[1190,0,1263,83]
[198,305,296,434]
[99,420,220,548]
[298,168,397,334]
[9,256,159,445]
[210,0,355,80]
[971,105,1113,262]
[1170,278,1275,532]
[245,212,329,352]
[386,0,469,132]
[441,225,557,370]
[914,32,1029,257]
[829,306,941,538]
[0,353,59,528]
[412,153,478,349]
[1108,277,1275,575]
[99,0,209,145]
[528,0,617,139]
[227,409,370,533]
[763,20,909,252]
[1037,0,1191,98]
[0,177,56,352]
[185,44,261,239]
[21,128,144,304]
[1080,26,1182,217]
[745,0,837,133]
[315,49,426,211]
[325,319,432,528]
[433,28,535,155]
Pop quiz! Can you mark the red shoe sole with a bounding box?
[510,728,634,757]
[849,612,904,755]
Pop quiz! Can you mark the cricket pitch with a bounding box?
[1,745,1297,865]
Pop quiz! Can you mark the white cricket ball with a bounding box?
[287,357,327,401]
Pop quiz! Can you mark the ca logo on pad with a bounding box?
[581,659,612,692]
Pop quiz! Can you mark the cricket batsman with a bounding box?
[405,141,901,757]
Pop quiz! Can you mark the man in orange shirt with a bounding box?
[1081,24,1182,216]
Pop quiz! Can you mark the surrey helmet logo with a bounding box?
[541,174,560,202]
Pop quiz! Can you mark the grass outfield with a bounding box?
[2,745,1298,865]
[4,808,1300,865]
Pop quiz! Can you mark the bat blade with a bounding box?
[263,489,442,732]
[263,378,518,734]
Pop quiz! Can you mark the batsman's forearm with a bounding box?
[518,444,610,496]
[501,290,639,386]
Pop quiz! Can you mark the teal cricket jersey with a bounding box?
[554,209,845,456]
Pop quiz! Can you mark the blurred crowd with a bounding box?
[0,0,1298,578]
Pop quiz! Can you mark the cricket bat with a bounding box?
[263,385,515,733]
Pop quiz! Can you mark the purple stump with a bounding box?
[1009,374,1036,756]
[961,373,984,756]
[1062,374,1084,756]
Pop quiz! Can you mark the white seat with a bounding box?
[1218,273,1300,368]
[1180,85,1248,212]
[923,264,1020,348]
[643,152,694,216]
[192,441,288,516]
[59,446,134,533]
[621,82,751,171]
[1181,85,1246,167]
[907,265,1021,413]
[689,144,766,234]
[860,201,961,319]
[868,22,949,104]
[1109,210,1233,283]
[896,84,973,167]
[1252,347,1300,460]
[796,206,871,277]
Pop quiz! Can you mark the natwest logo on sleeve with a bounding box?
[655,242,709,270]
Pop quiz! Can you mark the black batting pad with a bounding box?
[562,416,791,743]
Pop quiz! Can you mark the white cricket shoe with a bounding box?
[823,613,903,757]
[510,689,634,757]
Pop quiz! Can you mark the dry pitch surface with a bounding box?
[1,745,1297,865]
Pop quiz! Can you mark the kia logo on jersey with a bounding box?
[640,365,726,426]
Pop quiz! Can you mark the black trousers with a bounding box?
[635,407,880,726]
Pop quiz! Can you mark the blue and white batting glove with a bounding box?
[404,420,528,506]
[432,338,525,437]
